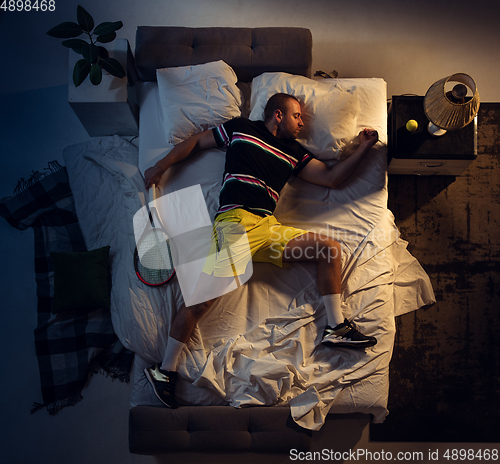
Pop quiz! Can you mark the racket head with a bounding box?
[134,228,175,286]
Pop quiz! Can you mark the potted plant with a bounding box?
[47,5,125,87]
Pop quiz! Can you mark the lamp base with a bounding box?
[427,122,447,137]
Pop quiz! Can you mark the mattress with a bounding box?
[63,76,435,431]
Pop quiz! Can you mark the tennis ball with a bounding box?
[406,119,418,132]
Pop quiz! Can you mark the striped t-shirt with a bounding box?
[212,117,314,217]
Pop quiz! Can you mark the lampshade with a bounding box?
[423,73,480,132]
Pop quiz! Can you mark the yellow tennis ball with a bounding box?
[406,119,418,132]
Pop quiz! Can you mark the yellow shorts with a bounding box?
[202,208,308,277]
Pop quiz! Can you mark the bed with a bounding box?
[62,26,436,454]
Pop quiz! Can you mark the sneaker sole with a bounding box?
[144,368,176,408]
[322,339,377,349]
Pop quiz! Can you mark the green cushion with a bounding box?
[51,246,111,313]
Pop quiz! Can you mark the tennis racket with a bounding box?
[134,184,175,286]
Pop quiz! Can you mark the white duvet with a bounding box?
[64,132,435,430]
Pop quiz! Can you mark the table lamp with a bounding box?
[423,73,480,136]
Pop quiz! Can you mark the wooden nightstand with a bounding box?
[388,95,477,176]
[68,39,139,137]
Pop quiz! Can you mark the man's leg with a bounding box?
[145,211,254,408]
[144,270,234,408]
[144,298,217,409]
[283,233,376,348]
[283,233,341,293]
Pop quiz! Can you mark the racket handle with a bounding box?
[149,184,157,203]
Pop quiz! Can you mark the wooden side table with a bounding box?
[388,95,477,176]
[68,38,139,137]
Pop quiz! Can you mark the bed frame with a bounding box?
[128,26,371,458]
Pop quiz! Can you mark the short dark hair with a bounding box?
[264,93,300,123]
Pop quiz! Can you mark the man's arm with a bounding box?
[298,129,378,189]
[144,130,218,189]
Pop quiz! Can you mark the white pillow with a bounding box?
[329,77,388,145]
[249,73,361,160]
[156,60,242,145]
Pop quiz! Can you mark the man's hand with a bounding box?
[298,127,379,189]
[359,128,378,149]
[143,130,219,190]
[144,162,166,190]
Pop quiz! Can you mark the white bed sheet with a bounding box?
[64,78,435,431]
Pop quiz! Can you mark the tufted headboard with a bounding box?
[134,26,312,82]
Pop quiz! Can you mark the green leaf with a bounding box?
[77,5,94,33]
[61,39,89,54]
[47,22,83,38]
[101,57,126,79]
[96,32,117,43]
[97,46,109,59]
[93,21,123,36]
[73,59,91,87]
[82,43,99,63]
[90,63,102,85]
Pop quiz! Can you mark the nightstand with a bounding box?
[68,39,139,137]
[388,95,477,175]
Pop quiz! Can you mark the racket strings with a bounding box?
[136,229,175,286]
[139,230,173,270]
[136,263,173,285]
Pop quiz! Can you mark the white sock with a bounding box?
[160,336,185,372]
[323,294,344,328]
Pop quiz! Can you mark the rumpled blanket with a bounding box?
[0,164,133,415]
[63,136,435,430]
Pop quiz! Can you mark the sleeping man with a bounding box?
[143,93,379,408]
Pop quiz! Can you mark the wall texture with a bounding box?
[2,0,499,193]
[1,0,499,99]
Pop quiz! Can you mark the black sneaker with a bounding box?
[322,319,377,348]
[144,365,179,408]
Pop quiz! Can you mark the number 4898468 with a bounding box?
[1,0,55,11]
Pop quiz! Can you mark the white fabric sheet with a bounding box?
[63,78,435,430]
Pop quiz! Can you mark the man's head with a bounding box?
[264,93,304,140]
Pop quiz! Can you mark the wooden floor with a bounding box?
[371,103,500,442]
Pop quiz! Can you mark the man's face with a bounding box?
[276,99,304,140]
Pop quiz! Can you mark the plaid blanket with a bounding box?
[0,163,133,415]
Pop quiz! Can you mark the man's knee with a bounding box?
[316,237,341,262]
[284,234,341,263]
